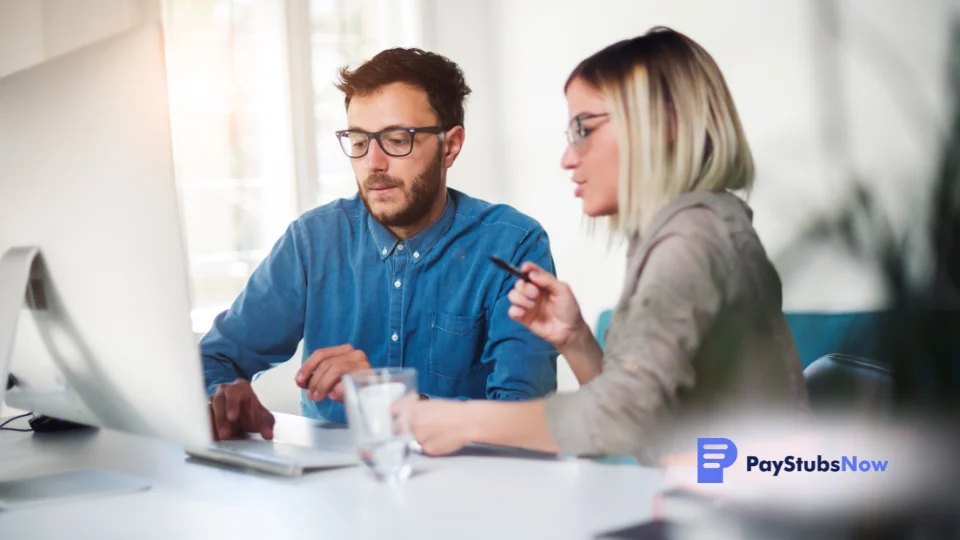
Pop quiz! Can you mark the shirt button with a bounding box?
[391,333,399,342]
[397,244,404,251]
[394,280,401,288]
[381,248,387,255]
[413,251,420,259]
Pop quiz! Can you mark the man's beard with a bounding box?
[358,152,443,228]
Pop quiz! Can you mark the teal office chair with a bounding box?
[803,353,893,412]
[782,311,884,369]
[596,308,885,370]
[595,310,613,349]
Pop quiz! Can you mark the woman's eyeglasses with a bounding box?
[335,126,445,158]
[565,113,610,147]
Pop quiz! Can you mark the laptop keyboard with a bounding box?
[210,439,359,469]
[218,439,318,457]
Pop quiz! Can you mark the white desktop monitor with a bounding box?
[0,23,211,449]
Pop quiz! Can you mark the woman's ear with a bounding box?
[442,126,466,168]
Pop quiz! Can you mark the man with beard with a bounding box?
[201,48,558,439]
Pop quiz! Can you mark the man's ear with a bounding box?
[442,126,465,168]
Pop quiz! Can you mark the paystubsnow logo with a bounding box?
[697,438,739,483]
[696,437,889,484]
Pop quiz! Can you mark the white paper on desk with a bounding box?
[0,469,150,510]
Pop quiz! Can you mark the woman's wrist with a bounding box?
[558,320,604,384]
[462,401,489,445]
[558,319,594,357]
[462,400,558,453]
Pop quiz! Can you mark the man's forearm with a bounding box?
[202,355,246,396]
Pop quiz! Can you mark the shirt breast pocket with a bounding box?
[428,311,488,381]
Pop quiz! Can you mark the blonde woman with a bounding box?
[403,27,809,463]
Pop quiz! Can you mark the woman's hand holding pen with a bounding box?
[507,262,604,384]
[507,262,587,351]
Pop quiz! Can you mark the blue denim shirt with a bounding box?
[200,189,558,423]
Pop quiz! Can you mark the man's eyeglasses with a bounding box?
[335,126,445,158]
[565,113,610,147]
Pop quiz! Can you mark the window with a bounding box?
[161,0,422,333]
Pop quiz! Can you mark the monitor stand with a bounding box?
[0,246,151,508]
[0,246,44,410]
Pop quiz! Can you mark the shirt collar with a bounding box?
[367,190,457,262]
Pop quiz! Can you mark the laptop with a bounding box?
[185,414,360,477]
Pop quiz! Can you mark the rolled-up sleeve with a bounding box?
[545,223,732,458]
[483,227,559,400]
[200,221,309,395]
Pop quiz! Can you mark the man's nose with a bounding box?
[364,138,389,172]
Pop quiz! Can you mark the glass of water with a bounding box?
[342,367,418,481]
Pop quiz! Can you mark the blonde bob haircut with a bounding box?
[566,27,754,236]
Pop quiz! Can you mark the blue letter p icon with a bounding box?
[697,438,737,483]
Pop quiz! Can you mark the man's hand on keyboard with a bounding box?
[295,344,371,403]
[210,379,275,441]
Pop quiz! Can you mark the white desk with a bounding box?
[0,413,663,540]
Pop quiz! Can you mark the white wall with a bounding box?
[421,0,506,203]
[0,0,44,77]
[0,0,159,78]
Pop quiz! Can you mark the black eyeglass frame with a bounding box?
[335,125,446,158]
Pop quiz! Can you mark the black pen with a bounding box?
[489,255,547,292]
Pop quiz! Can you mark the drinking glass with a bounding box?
[342,367,418,481]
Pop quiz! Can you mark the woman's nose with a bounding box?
[561,144,579,170]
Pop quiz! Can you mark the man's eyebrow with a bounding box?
[345,124,412,132]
